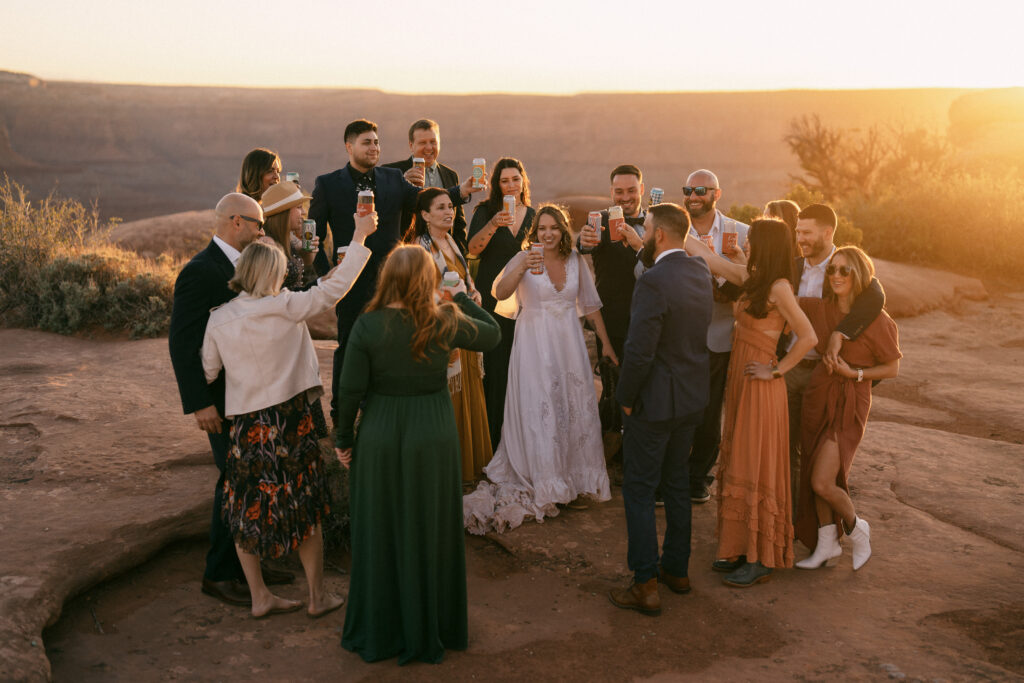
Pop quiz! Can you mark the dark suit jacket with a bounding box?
[309,164,464,342]
[616,250,714,423]
[168,240,236,415]
[382,157,468,253]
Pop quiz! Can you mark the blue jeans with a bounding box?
[622,413,698,582]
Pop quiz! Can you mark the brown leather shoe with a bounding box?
[608,577,661,616]
[202,578,252,606]
[261,565,295,586]
[659,569,691,595]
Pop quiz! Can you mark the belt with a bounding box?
[797,358,819,370]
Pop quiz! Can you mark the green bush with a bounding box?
[725,203,761,226]
[0,175,178,337]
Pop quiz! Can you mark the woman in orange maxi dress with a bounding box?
[794,246,901,571]
[685,218,817,587]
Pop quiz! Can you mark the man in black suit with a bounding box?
[168,193,292,606]
[310,119,483,420]
[382,119,469,253]
[609,203,713,616]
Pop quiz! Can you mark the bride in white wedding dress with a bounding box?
[464,205,617,534]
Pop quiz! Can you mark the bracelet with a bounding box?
[771,368,782,379]
[856,368,864,382]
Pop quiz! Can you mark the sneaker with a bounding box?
[690,484,711,504]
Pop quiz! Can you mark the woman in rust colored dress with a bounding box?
[794,246,901,571]
[685,218,817,587]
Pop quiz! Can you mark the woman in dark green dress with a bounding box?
[466,157,535,449]
[335,245,501,664]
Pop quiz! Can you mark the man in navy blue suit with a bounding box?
[609,202,713,616]
[309,119,483,420]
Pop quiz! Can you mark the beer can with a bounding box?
[608,205,625,238]
[336,246,348,264]
[722,230,738,254]
[302,218,316,251]
[649,187,664,207]
[530,243,544,275]
[587,211,602,231]
[503,194,516,218]
[284,171,300,184]
[699,234,715,251]
[472,158,486,188]
[357,190,374,217]
[413,157,425,172]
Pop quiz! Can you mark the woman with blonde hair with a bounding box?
[237,147,282,202]
[201,211,376,618]
[794,246,901,571]
[335,244,500,664]
[464,204,616,534]
[406,187,492,482]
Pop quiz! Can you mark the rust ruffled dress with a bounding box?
[794,298,901,550]
[716,303,793,569]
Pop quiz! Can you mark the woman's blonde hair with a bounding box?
[823,245,874,303]
[365,245,470,361]
[229,241,286,297]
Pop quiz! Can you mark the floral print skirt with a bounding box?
[223,391,330,559]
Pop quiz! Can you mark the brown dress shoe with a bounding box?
[659,569,691,594]
[608,577,661,616]
[202,578,252,606]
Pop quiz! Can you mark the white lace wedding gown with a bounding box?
[464,251,611,534]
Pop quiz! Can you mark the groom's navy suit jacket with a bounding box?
[616,250,714,423]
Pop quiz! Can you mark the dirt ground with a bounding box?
[34,291,1024,682]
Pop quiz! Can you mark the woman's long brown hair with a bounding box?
[364,245,471,361]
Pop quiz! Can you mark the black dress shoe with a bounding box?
[722,561,772,588]
[261,566,295,586]
[711,555,746,573]
[202,578,252,606]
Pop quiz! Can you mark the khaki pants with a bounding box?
[785,363,815,518]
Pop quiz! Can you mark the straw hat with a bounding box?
[261,180,311,217]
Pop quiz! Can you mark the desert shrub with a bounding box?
[726,203,761,225]
[782,185,863,246]
[0,175,178,337]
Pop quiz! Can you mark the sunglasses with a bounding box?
[233,214,265,229]
[826,264,853,276]
[682,186,717,197]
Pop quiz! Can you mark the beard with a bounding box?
[640,238,657,268]
[686,198,714,219]
[800,235,828,260]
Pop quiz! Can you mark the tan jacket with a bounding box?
[201,242,370,417]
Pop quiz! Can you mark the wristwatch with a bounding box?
[856,368,864,382]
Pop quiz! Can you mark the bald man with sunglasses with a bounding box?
[682,169,749,506]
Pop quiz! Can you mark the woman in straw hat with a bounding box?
[261,180,319,289]
[200,210,376,619]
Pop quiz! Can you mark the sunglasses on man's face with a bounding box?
[826,264,853,277]
[682,186,717,197]
[233,214,265,229]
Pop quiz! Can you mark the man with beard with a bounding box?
[382,119,469,252]
[609,203,712,615]
[309,119,483,422]
[785,204,884,516]
[682,169,748,505]
[578,164,647,359]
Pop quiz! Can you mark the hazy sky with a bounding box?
[2,0,1022,93]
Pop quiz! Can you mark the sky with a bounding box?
[2,0,1023,94]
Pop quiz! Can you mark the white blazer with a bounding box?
[201,242,370,417]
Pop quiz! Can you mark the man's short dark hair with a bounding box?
[648,203,690,240]
[344,119,378,144]
[610,164,643,184]
[408,119,439,142]
[798,203,838,230]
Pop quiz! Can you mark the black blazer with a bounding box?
[308,164,464,338]
[616,251,714,422]
[168,240,236,415]
[577,210,644,342]
[382,157,468,253]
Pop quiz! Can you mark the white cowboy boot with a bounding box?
[795,524,843,569]
[847,517,872,570]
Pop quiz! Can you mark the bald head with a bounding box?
[686,169,719,188]
[215,193,264,249]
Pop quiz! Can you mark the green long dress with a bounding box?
[336,292,500,665]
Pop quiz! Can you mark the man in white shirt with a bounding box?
[683,169,749,505]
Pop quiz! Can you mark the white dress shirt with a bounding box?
[212,235,241,266]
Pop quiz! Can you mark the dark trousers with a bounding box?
[482,315,516,450]
[204,425,243,581]
[330,308,357,422]
[689,350,730,490]
[622,412,698,582]
[785,363,815,518]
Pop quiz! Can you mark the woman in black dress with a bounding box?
[466,157,535,448]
